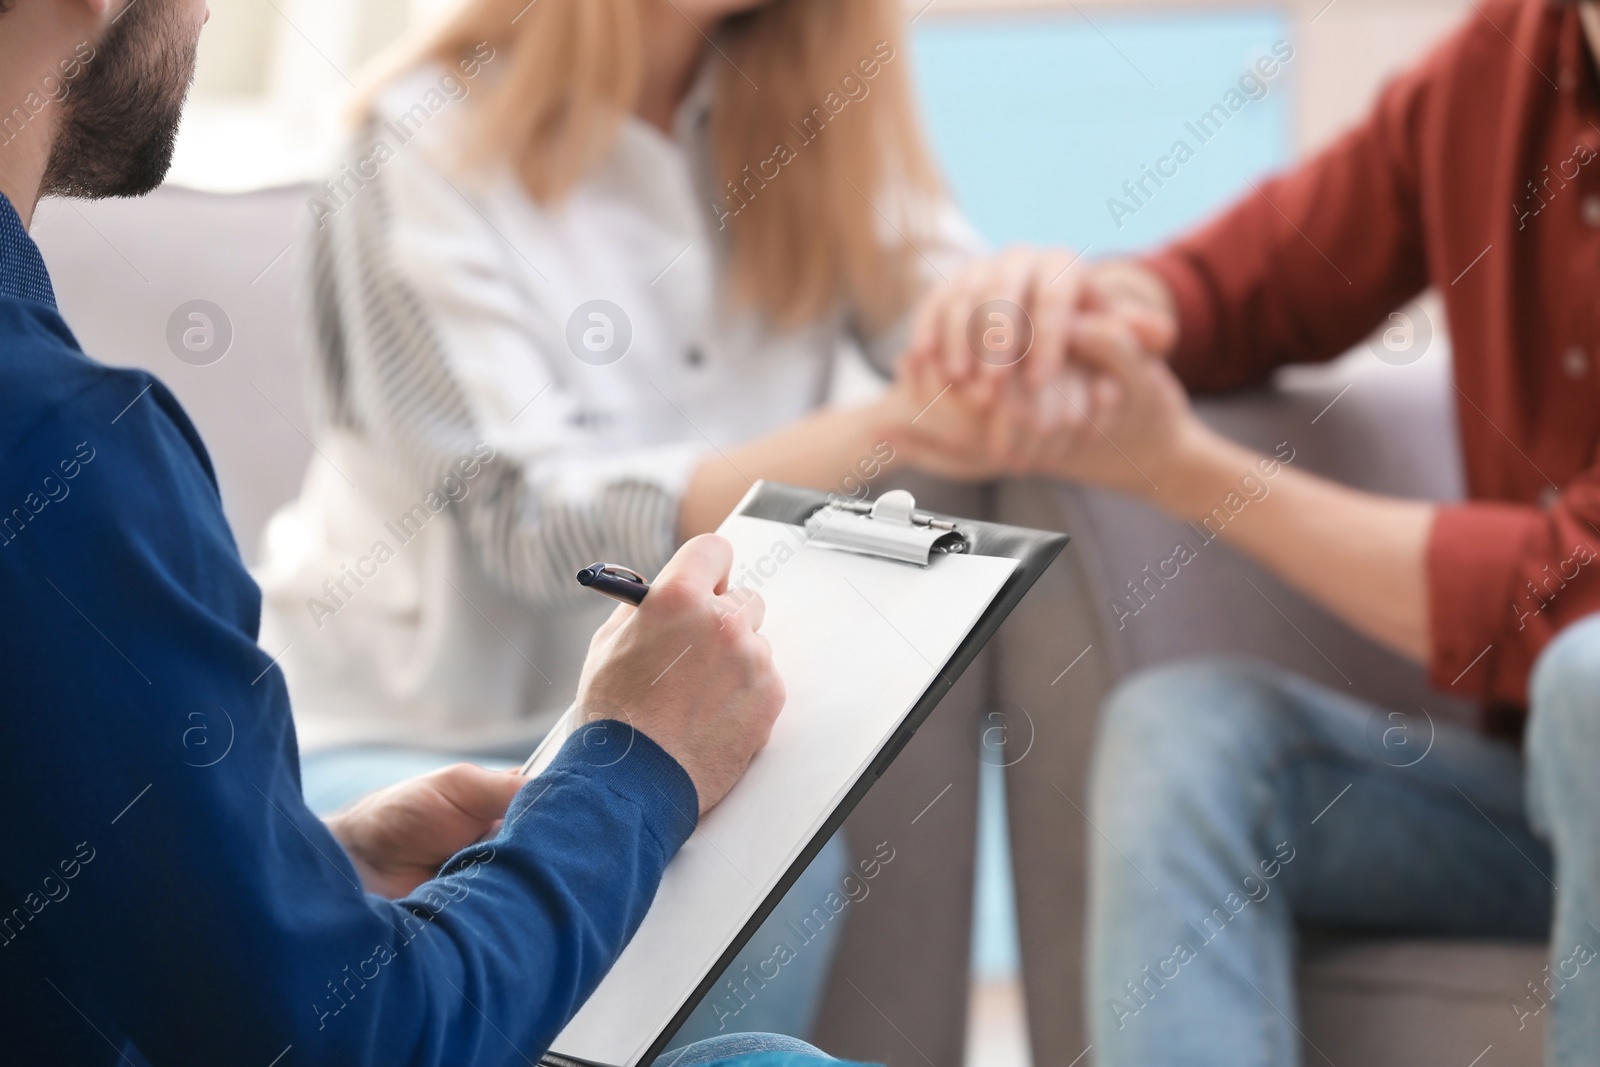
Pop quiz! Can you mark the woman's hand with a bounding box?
[876,333,1102,482]
[887,312,1217,497]
[326,764,527,899]
[902,247,1179,432]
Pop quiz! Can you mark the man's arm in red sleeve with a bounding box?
[1065,419,1600,708]
[1431,478,1600,704]
[1140,29,1459,390]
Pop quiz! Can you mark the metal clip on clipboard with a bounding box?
[803,489,968,566]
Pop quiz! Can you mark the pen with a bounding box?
[576,562,651,606]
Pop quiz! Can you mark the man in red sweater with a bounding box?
[894,0,1600,1062]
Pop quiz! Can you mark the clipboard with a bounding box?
[532,481,1068,1067]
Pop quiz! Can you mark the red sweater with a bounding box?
[1145,0,1600,708]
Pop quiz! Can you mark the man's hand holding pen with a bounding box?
[574,535,786,819]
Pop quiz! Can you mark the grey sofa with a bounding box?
[34,187,1546,1065]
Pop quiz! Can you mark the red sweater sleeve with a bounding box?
[1429,474,1600,703]
[1141,33,1451,390]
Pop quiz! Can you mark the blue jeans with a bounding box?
[651,1033,829,1066]
[1087,614,1600,1066]
[301,747,847,1045]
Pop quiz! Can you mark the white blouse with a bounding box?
[255,62,979,756]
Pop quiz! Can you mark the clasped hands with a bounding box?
[880,247,1213,498]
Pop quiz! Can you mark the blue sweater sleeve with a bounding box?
[0,366,698,1065]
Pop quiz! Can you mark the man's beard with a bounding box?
[40,0,201,200]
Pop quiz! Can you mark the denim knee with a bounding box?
[1529,613,1600,717]
[656,1033,828,1067]
[1089,657,1305,836]
[1526,613,1600,827]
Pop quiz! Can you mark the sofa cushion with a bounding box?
[1299,937,1546,1065]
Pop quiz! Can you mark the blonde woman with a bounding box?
[256,0,985,1043]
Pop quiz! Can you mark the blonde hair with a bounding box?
[366,0,944,331]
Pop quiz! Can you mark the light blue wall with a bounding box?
[912,8,1295,257]
[909,8,1295,982]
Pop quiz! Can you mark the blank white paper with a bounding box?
[543,512,1018,1066]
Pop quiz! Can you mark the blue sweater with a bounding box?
[0,198,706,1064]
